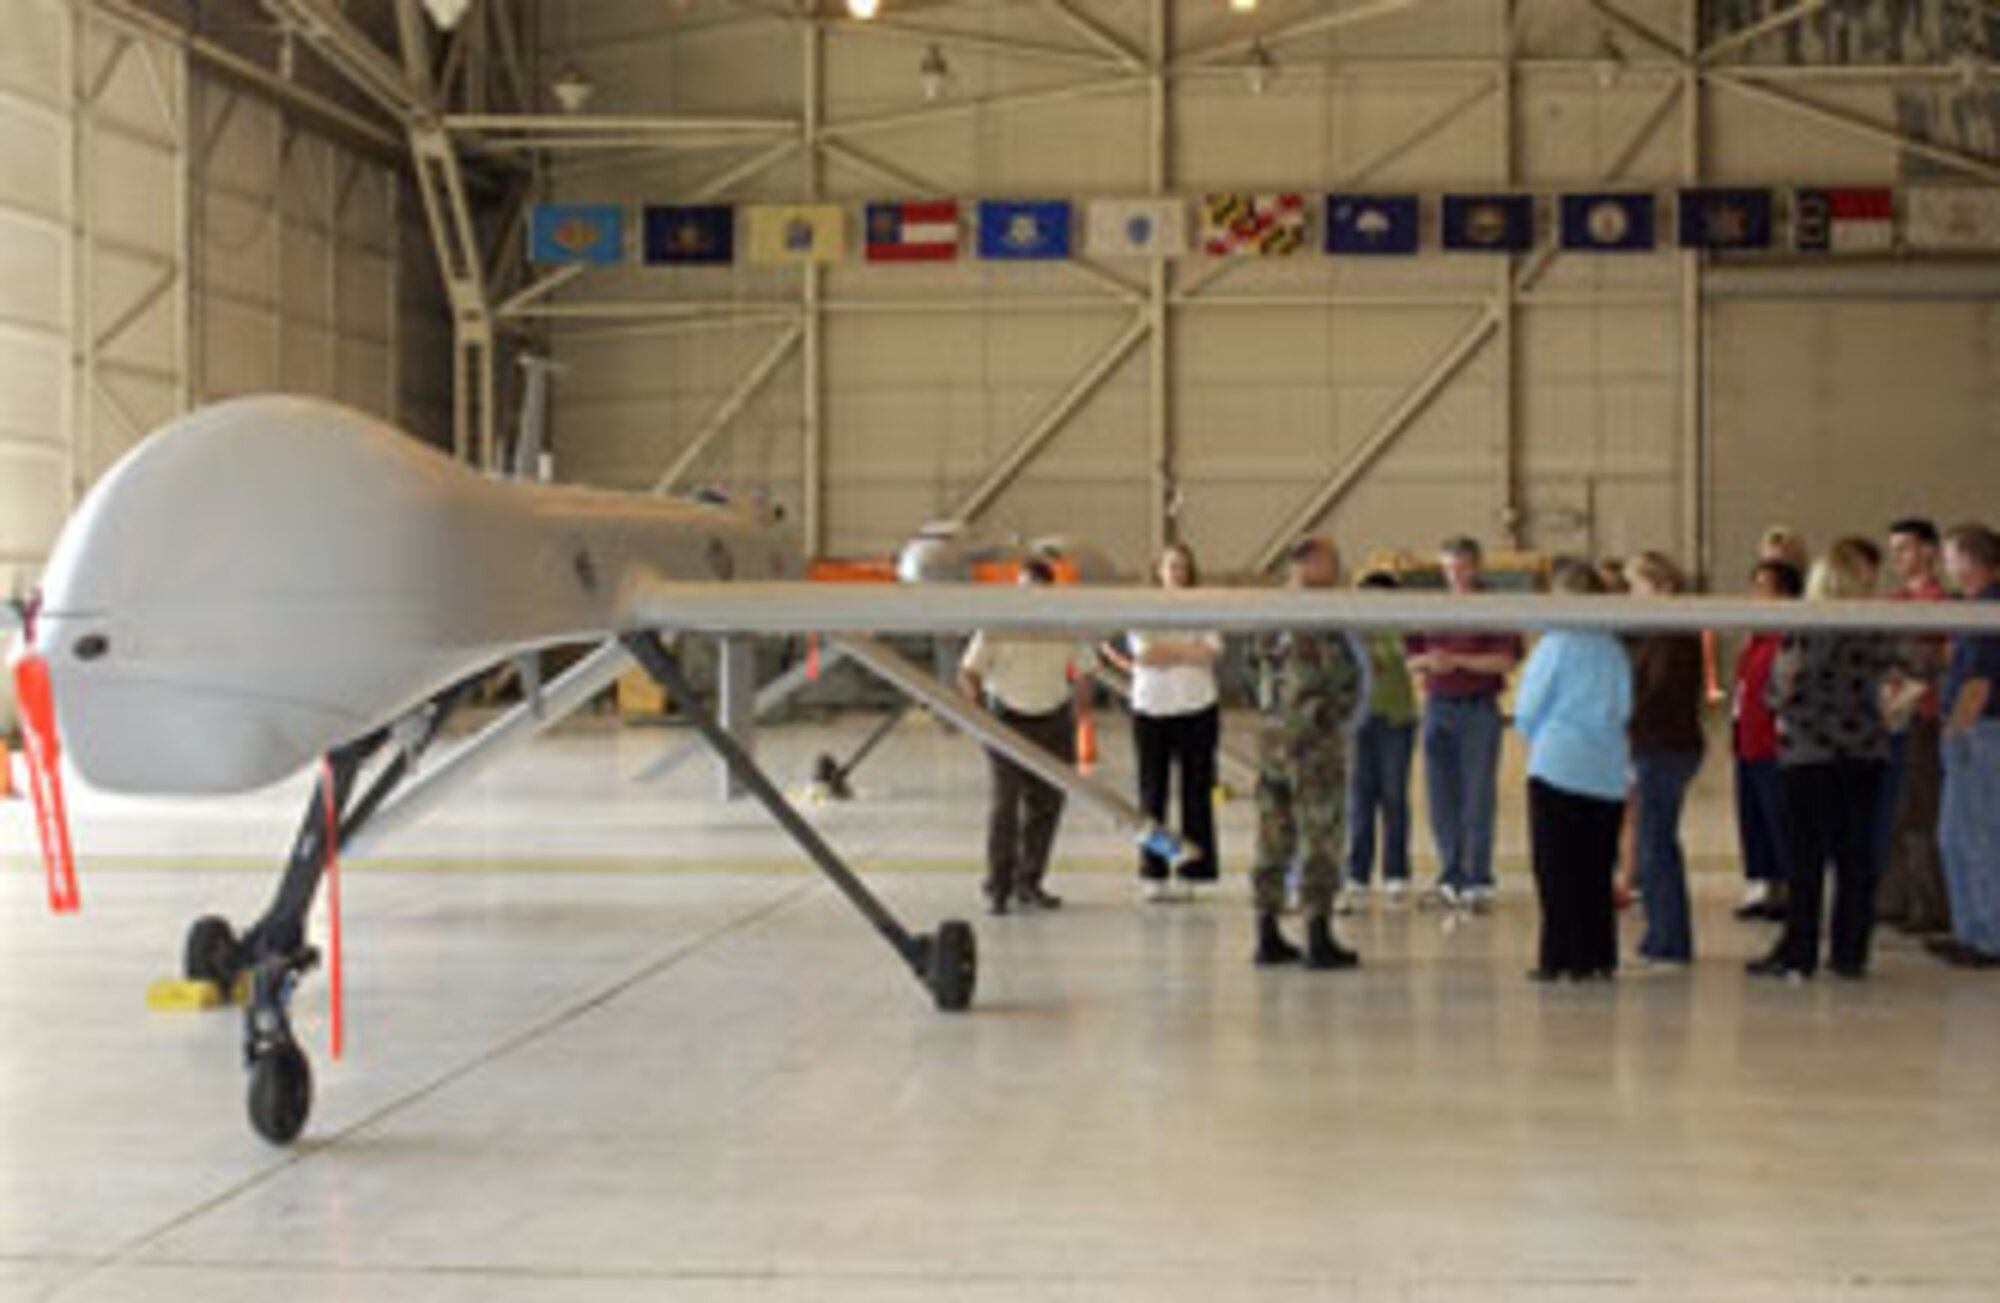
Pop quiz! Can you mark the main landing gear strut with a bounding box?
[621,634,977,1015]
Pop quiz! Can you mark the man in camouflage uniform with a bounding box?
[1251,536,1367,970]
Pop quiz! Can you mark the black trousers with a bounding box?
[1528,779,1624,978]
[1778,759,1886,974]
[1133,706,1220,882]
[986,704,1073,903]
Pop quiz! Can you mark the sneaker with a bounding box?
[1733,882,1770,920]
[1383,880,1410,909]
[1334,884,1369,916]
[1141,880,1175,905]
[1418,883,1461,912]
[1463,886,1496,915]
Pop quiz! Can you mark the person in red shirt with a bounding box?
[1733,558,1803,921]
[1405,537,1524,912]
[1876,517,1952,935]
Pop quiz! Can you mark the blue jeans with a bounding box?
[1422,696,1503,892]
[1941,722,2000,956]
[1346,715,1415,886]
[1734,757,1787,884]
[1634,749,1703,961]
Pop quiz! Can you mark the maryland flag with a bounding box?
[1201,192,1307,257]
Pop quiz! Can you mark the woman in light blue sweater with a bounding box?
[1514,559,1634,981]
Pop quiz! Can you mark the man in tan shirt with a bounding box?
[959,559,1098,915]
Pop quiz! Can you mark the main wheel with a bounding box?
[926,920,977,1013]
[184,915,242,986]
[248,1042,313,1146]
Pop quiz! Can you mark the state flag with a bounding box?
[1677,188,1773,250]
[1200,192,1307,257]
[1904,186,2000,251]
[1324,194,1419,255]
[1441,194,1533,252]
[1792,187,1893,253]
[642,205,734,266]
[530,204,625,265]
[865,200,961,263]
[1559,192,1657,252]
[745,204,846,265]
[976,200,1072,261]
[1086,198,1189,258]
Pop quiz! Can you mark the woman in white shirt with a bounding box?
[1125,544,1224,902]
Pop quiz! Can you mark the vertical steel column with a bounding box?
[1680,7,1707,583]
[1146,0,1171,556]
[801,19,825,559]
[1495,0,1522,549]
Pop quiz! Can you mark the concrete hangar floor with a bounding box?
[2,710,1998,1302]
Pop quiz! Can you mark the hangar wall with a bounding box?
[531,0,2000,579]
[0,0,451,604]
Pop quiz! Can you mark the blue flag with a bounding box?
[1559,193,1656,252]
[643,205,734,265]
[1325,194,1419,255]
[530,204,626,265]
[1677,188,1772,250]
[1441,194,1533,252]
[977,200,1072,260]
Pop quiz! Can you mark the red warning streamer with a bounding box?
[320,760,344,1062]
[13,654,79,914]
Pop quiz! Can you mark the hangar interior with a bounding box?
[4,1,2000,1300]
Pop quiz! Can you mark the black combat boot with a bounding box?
[1254,913,1301,966]
[1303,915,1360,971]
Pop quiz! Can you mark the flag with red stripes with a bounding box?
[865,200,961,263]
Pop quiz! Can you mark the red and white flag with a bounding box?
[864,200,960,263]
[1792,187,1893,253]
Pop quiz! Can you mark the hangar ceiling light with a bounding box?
[423,0,475,31]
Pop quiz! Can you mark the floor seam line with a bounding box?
[49,879,821,1299]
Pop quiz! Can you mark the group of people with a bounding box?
[955,520,2000,982]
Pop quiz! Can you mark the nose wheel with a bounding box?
[248,1040,314,1145]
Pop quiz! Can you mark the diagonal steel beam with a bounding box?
[263,0,436,123]
[1175,0,1419,68]
[1710,71,2000,183]
[820,75,1143,142]
[652,323,805,495]
[1252,311,1499,573]
[1698,0,1830,67]
[1588,0,1690,66]
[949,314,1152,525]
[1041,0,1147,71]
[819,138,947,198]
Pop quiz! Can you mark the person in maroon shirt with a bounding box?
[1733,558,1803,921]
[1404,537,1524,912]
[1876,518,1952,936]
[1625,552,1706,967]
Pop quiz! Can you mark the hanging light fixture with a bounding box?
[551,64,594,113]
[1231,0,1259,12]
[847,0,881,19]
[422,0,475,31]
[1244,39,1274,96]
[919,43,951,101]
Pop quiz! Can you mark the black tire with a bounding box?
[927,920,977,1013]
[184,915,241,986]
[248,1042,313,1146]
